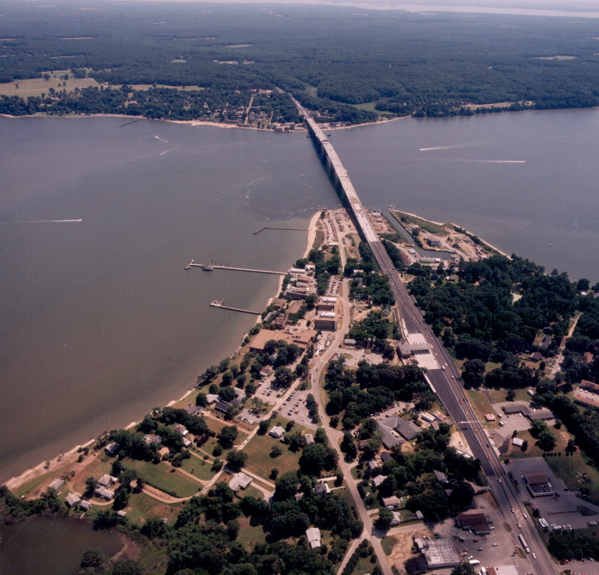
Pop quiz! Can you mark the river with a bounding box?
[1,108,598,482]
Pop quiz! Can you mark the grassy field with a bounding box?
[389,209,449,236]
[381,535,397,555]
[545,452,599,504]
[243,432,302,481]
[13,471,53,499]
[178,453,216,482]
[124,459,201,498]
[236,515,267,548]
[0,70,99,97]
[507,427,572,460]
[466,390,499,429]
[72,456,114,494]
[125,492,184,526]
[486,387,530,402]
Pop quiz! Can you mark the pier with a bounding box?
[253,225,309,235]
[184,261,286,275]
[210,299,261,315]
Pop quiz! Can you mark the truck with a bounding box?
[518,534,530,553]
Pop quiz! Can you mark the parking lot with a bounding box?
[275,387,318,430]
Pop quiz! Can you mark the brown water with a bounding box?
[0,517,123,575]
[3,108,599,483]
[0,116,338,482]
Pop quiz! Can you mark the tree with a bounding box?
[218,426,239,449]
[78,548,108,574]
[226,450,248,472]
[111,559,143,575]
[451,563,476,575]
[270,445,282,458]
[274,366,294,387]
[275,471,299,500]
[258,420,269,435]
[227,519,240,540]
[374,507,393,531]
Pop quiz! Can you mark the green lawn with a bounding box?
[466,390,498,428]
[236,516,267,548]
[545,452,599,504]
[179,453,216,482]
[390,209,448,235]
[13,472,53,499]
[125,492,184,526]
[243,433,302,481]
[123,459,201,498]
[381,536,397,555]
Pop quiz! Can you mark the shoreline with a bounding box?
[0,111,404,132]
[3,209,321,493]
[390,208,510,259]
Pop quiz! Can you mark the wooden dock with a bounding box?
[253,225,309,235]
[185,261,286,275]
[209,299,261,315]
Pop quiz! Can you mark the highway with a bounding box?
[295,100,559,575]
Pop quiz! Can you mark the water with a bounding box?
[331,109,599,282]
[2,108,599,482]
[0,517,123,575]
[0,116,338,482]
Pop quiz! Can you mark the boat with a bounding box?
[203,265,214,271]
[210,298,225,307]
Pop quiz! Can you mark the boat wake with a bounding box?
[5,219,83,223]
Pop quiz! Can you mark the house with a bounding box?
[380,451,392,463]
[65,493,81,508]
[367,460,379,471]
[48,478,65,491]
[205,393,219,405]
[382,496,401,508]
[391,511,402,526]
[95,487,115,501]
[229,472,253,492]
[105,442,119,456]
[215,400,234,415]
[117,510,127,518]
[314,483,331,495]
[186,404,202,416]
[304,433,315,445]
[395,418,422,441]
[143,434,162,446]
[80,500,92,511]
[305,527,322,549]
[433,470,448,484]
[269,425,285,439]
[97,474,117,488]
[174,424,189,436]
[260,365,274,379]
[415,510,424,520]
[373,475,386,487]
[456,512,491,535]
[379,415,405,449]
[512,437,524,447]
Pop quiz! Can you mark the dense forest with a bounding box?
[2,2,599,123]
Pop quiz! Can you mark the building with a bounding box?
[304,433,315,445]
[205,393,219,404]
[456,512,491,535]
[174,424,189,436]
[378,415,406,449]
[273,315,288,330]
[269,425,285,438]
[306,527,322,549]
[65,493,81,508]
[380,451,392,463]
[574,381,599,409]
[395,418,422,441]
[97,474,117,488]
[95,487,115,501]
[382,496,401,508]
[80,500,92,511]
[367,460,379,471]
[314,483,331,495]
[373,475,386,487]
[524,473,554,497]
[48,478,65,491]
[105,442,119,456]
[229,472,253,492]
[260,365,273,379]
[314,311,337,331]
[417,538,461,570]
[433,470,448,484]
[391,511,401,526]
